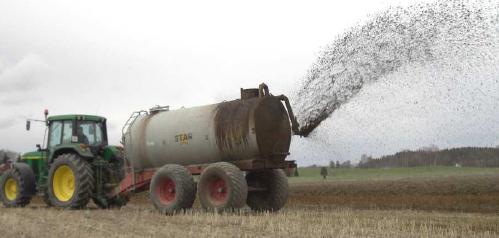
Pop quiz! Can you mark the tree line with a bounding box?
[357,147,499,168]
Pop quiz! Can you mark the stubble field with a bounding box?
[0,167,498,238]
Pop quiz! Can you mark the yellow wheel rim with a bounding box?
[4,178,17,201]
[53,165,75,202]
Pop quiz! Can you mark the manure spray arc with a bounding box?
[294,0,499,137]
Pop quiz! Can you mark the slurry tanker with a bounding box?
[0,83,299,214]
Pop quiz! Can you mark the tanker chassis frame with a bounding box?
[113,158,293,195]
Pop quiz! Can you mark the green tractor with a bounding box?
[0,110,128,209]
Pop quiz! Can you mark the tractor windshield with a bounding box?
[76,121,105,146]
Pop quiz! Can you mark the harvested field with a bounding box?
[0,168,498,237]
[289,174,499,213]
[1,205,499,238]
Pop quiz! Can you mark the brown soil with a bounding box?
[288,174,499,213]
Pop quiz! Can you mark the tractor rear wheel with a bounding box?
[197,162,247,212]
[246,169,288,212]
[48,154,94,209]
[0,163,36,207]
[149,164,196,215]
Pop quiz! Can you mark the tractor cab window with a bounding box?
[48,121,62,148]
[76,121,104,145]
[62,121,74,143]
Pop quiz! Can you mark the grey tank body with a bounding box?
[123,96,291,170]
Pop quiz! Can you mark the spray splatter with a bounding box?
[293,0,499,136]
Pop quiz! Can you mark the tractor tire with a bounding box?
[246,169,288,212]
[48,154,94,209]
[149,164,196,215]
[0,163,36,207]
[197,162,247,212]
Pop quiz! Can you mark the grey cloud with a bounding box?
[0,118,17,130]
[0,54,48,93]
[0,93,42,106]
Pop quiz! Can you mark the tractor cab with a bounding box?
[44,114,108,159]
[23,114,109,165]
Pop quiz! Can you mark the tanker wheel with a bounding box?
[0,163,36,207]
[246,169,288,212]
[48,154,94,209]
[198,162,248,212]
[149,164,196,215]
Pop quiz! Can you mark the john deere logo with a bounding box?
[175,133,192,145]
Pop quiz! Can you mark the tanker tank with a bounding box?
[123,84,300,171]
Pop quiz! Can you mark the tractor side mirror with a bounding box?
[36,144,41,151]
[26,120,31,131]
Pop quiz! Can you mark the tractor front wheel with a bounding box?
[48,154,94,209]
[0,163,36,207]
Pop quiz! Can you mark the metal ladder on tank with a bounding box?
[121,110,148,192]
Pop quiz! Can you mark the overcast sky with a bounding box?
[0,0,428,152]
[2,0,496,165]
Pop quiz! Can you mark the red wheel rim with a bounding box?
[157,178,176,205]
[208,177,228,204]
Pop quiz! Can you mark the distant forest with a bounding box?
[358,147,499,168]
